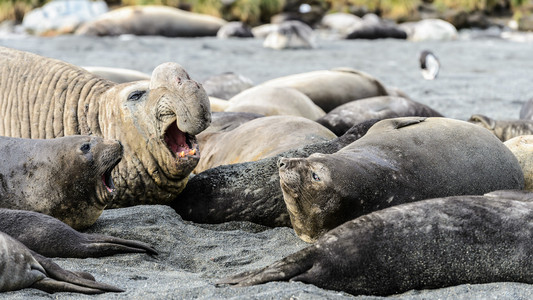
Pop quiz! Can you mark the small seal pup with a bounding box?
[278,117,524,242]
[468,114,533,141]
[173,119,380,227]
[316,96,443,136]
[0,208,157,258]
[0,231,123,294]
[419,49,440,80]
[218,191,533,296]
[0,135,122,229]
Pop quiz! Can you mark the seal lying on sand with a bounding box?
[0,46,211,208]
[195,115,336,173]
[0,231,123,294]
[316,96,443,136]
[260,68,389,112]
[173,119,380,227]
[468,114,533,141]
[278,117,524,242]
[0,135,122,229]
[218,191,533,296]
[75,5,226,37]
[0,208,157,258]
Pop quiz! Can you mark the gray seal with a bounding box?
[0,208,157,258]
[218,190,533,296]
[468,114,533,141]
[0,231,123,294]
[0,135,122,229]
[278,117,524,242]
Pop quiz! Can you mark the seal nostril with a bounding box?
[278,159,286,169]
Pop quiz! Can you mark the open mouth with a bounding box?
[101,157,121,194]
[163,121,199,160]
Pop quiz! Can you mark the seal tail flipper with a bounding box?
[32,252,124,293]
[216,248,314,287]
[86,234,159,256]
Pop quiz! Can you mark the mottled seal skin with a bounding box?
[468,114,533,141]
[75,5,226,37]
[261,68,389,112]
[173,119,380,227]
[0,47,211,208]
[278,117,524,242]
[505,135,533,191]
[0,231,123,294]
[195,115,336,173]
[218,191,533,296]
[316,96,443,136]
[0,135,122,230]
[0,208,157,258]
[202,72,254,100]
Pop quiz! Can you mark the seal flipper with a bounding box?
[389,117,426,129]
[217,247,314,287]
[31,252,124,293]
[84,234,159,257]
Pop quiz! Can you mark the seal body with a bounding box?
[505,135,533,191]
[261,68,389,112]
[202,72,254,100]
[0,135,122,229]
[278,117,524,242]
[75,5,226,37]
[0,208,157,258]
[468,114,533,141]
[173,119,380,227]
[316,96,443,136]
[218,191,533,296]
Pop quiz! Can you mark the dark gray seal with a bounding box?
[218,190,533,296]
[0,208,157,258]
[278,117,524,242]
[202,72,254,100]
[0,135,122,230]
[468,114,533,141]
[173,119,380,227]
[316,96,443,136]
[0,231,123,294]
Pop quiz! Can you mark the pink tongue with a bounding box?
[164,123,189,153]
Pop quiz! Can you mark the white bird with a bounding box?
[419,50,440,80]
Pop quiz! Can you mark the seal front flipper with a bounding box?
[217,247,314,287]
[83,234,159,257]
[368,117,426,133]
[31,252,125,294]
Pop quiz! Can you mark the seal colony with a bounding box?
[0,46,211,208]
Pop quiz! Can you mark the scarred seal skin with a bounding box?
[0,135,122,229]
[278,117,524,242]
[218,191,533,296]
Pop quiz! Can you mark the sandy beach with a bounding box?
[1,34,533,299]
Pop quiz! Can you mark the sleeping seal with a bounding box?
[278,117,524,242]
[218,190,533,296]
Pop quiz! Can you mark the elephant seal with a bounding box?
[82,66,151,83]
[195,115,336,173]
[278,117,524,242]
[0,135,122,229]
[218,191,533,296]
[202,111,264,134]
[260,68,389,112]
[217,21,254,38]
[0,231,123,294]
[202,72,254,100]
[225,85,325,120]
[419,50,440,80]
[345,14,407,40]
[262,20,316,50]
[0,208,157,258]
[0,46,211,208]
[399,18,458,41]
[173,119,380,227]
[468,114,533,141]
[505,135,533,191]
[75,5,226,37]
[316,96,443,136]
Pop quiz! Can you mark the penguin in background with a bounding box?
[419,50,440,80]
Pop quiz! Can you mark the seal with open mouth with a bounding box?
[0,135,123,229]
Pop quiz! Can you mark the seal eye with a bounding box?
[128,90,145,101]
[312,172,320,182]
[80,143,91,153]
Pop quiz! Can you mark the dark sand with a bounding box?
[1,35,533,299]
